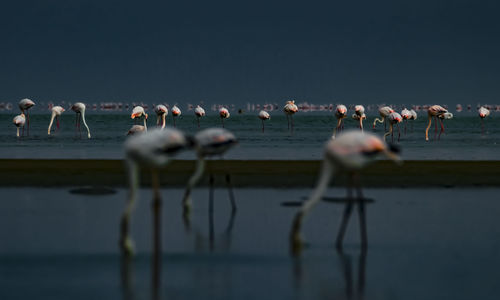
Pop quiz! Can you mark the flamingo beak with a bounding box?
[131,113,139,119]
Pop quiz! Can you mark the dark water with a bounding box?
[0,112,499,160]
[1,187,499,299]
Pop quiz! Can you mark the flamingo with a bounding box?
[171,105,181,127]
[351,105,366,132]
[182,128,238,227]
[154,105,168,129]
[71,102,91,139]
[219,107,230,128]
[131,106,148,131]
[283,100,298,131]
[409,109,417,132]
[332,105,347,139]
[400,108,411,135]
[194,105,206,128]
[425,105,447,141]
[258,110,270,132]
[372,106,394,131]
[437,112,453,140]
[120,128,191,256]
[13,114,26,137]
[19,98,35,136]
[478,106,490,134]
[383,112,403,142]
[127,125,146,136]
[48,106,65,135]
[289,130,401,253]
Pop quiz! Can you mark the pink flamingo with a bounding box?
[400,108,411,135]
[333,105,347,139]
[194,105,206,128]
[383,112,403,142]
[351,105,366,132]
[219,107,230,128]
[71,102,91,139]
[258,110,270,132]
[13,113,26,137]
[18,99,35,136]
[283,100,298,131]
[425,105,447,141]
[171,105,181,127]
[154,105,168,129]
[372,106,394,131]
[478,106,490,134]
[48,106,65,135]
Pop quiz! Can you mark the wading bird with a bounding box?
[409,109,418,132]
[71,102,91,139]
[333,105,347,139]
[478,106,490,134]
[351,105,366,132]
[258,110,270,132]
[383,112,403,142]
[48,106,65,135]
[425,105,447,141]
[400,108,411,135]
[18,98,35,136]
[284,100,298,131]
[372,106,394,131]
[154,105,168,129]
[13,113,25,137]
[219,107,230,128]
[437,112,453,139]
[131,106,148,131]
[120,128,191,256]
[194,105,206,128]
[182,128,238,228]
[289,130,401,253]
[171,105,181,127]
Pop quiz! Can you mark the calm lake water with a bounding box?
[0,187,499,299]
[0,111,499,160]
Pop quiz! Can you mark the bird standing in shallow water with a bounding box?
[154,105,168,129]
[284,100,298,132]
[18,98,35,136]
[258,110,270,132]
[219,107,230,128]
[48,106,65,135]
[351,105,366,132]
[13,114,25,137]
[425,105,447,141]
[194,105,206,128]
[71,102,91,139]
[478,106,490,135]
[333,105,347,139]
[373,106,394,132]
[171,105,181,127]
[289,130,401,253]
[384,112,403,142]
[400,108,411,135]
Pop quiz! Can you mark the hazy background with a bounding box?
[1,0,499,105]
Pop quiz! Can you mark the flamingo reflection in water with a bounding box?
[290,130,401,253]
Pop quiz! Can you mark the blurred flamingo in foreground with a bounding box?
[258,110,270,132]
[71,102,91,139]
[290,130,401,253]
[19,98,35,136]
[48,106,65,135]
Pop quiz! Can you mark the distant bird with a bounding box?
[182,128,238,227]
[400,108,411,135]
[71,102,91,139]
[127,125,146,136]
[219,107,230,128]
[258,110,270,132]
[13,114,26,137]
[425,105,447,141]
[154,105,168,129]
[437,112,453,139]
[409,109,418,132]
[478,106,490,135]
[290,130,401,253]
[283,100,298,131]
[48,106,65,135]
[383,112,403,142]
[18,98,35,136]
[372,106,394,131]
[120,128,191,256]
[351,105,366,132]
[333,105,347,139]
[131,106,148,131]
[194,105,206,128]
[171,105,181,127]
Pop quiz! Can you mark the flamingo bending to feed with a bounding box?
[425,105,447,141]
[437,112,453,139]
[284,100,298,131]
[219,107,230,128]
[478,106,490,134]
[182,128,238,227]
[154,105,168,129]
[131,106,148,131]
[13,114,26,137]
[383,112,403,142]
[351,105,366,132]
[372,106,394,131]
[400,108,411,135]
[258,110,270,132]
[409,109,417,132]
[19,98,35,136]
[194,105,206,128]
[120,128,191,256]
[48,106,65,135]
[289,130,401,253]
[333,105,347,139]
[171,105,181,127]
[71,102,91,139]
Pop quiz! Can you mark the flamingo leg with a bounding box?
[173,117,176,128]
[222,118,225,128]
[287,115,290,130]
[208,174,215,251]
[397,123,401,142]
[291,115,294,132]
[226,174,237,213]
[197,117,200,129]
[262,120,264,132]
[335,175,354,250]
[151,169,162,299]
[27,111,30,136]
[481,118,485,135]
[404,120,407,135]
[425,116,432,141]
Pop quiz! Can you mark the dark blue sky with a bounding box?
[1,0,499,105]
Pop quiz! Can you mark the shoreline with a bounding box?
[1,159,499,187]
